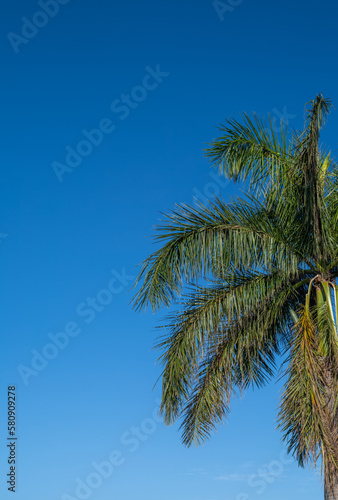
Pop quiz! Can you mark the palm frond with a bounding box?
[278,294,338,483]
[204,112,290,194]
[132,196,306,311]
[157,269,303,443]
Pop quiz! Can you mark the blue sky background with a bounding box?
[1,0,338,499]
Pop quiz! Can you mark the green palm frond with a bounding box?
[132,195,307,312]
[204,112,290,194]
[177,283,292,446]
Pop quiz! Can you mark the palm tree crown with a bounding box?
[133,95,338,497]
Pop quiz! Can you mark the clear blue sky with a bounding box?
[1,0,337,499]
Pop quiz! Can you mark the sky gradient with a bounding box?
[1,0,338,499]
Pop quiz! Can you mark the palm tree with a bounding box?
[133,95,338,499]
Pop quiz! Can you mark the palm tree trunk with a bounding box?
[324,363,338,500]
[324,474,338,500]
